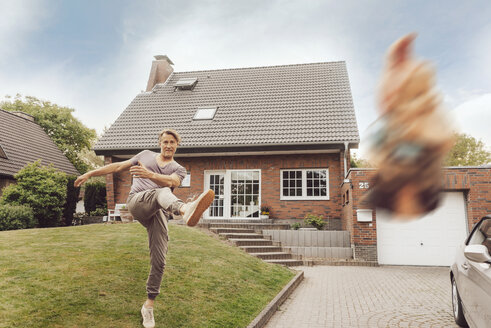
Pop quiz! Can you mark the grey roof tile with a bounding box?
[0,109,79,177]
[95,61,360,152]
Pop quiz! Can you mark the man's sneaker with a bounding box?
[141,304,155,328]
[182,189,215,227]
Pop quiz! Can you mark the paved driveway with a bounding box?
[265,265,457,328]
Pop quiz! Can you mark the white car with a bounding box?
[450,215,491,328]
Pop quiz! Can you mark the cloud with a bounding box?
[0,0,48,61]
[1,0,489,144]
[451,93,491,148]
[470,23,491,89]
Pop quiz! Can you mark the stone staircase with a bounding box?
[202,220,304,266]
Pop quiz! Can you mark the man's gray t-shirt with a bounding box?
[129,150,187,195]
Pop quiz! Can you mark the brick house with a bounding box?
[94,56,491,266]
[94,56,359,222]
[0,109,79,196]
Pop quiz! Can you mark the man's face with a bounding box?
[160,134,178,159]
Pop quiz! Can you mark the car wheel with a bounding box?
[452,276,469,327]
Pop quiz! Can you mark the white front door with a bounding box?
[376,192,468,266]
[205,170,261,219]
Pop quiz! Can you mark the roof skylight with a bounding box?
[193,107,217,120]
[175,77,198,90]
[0,144,8,159]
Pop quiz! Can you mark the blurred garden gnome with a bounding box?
[74,129,215,328]
[363,34,455,219]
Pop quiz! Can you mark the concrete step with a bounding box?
[210,228,256,234]
[239,246,284,253]
[264,259,304,267]
[219,233,264,239]
[252,252,294,260]
[229,239,274,246]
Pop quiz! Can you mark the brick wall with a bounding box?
[441,167,491,229]
[105,152,345,221]
[342,167,491,261]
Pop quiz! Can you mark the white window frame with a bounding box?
[280,168,329,200]
[204,169,261,219]
[181,171,191,187]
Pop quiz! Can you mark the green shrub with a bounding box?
[1,161,67,227]
[63,175,81,226]
[304,214,326,230]
[0,204,35,231]
[89,207,107,216]
[291,222,301,230]
[83,181,106,214]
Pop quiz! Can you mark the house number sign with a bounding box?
[359,182,369,189]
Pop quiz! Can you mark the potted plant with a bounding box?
[260,206,270,219]
[291,222,301,230]
[119,205,134,223]
[304,213,326,230]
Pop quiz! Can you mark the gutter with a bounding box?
[94,142,359,157]
[343,141,350,178]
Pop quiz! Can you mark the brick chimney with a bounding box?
[146,55,174,91]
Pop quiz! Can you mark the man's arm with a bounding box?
[129,161,181,188]
[74,160,133,187]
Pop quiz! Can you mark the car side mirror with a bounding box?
[464,244,491,263]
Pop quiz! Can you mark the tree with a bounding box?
[350,152,373,168]
[1,94,97,173]
[64,176,81,226]
[444,133,491,167]
[0,161,67,227]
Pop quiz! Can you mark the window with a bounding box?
[175,77,198,90]
[193,106,217,120]
[0,144,7,159]
[467,217,491,255]
[280,169,329,200]
[181,171,191,187]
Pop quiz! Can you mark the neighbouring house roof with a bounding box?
[95,61,360,156]
[0,109,79,177]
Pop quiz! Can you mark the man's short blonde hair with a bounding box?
[158,129,181,145]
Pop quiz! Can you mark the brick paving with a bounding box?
[265,266,457,328]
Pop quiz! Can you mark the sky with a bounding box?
[1,0,490,155]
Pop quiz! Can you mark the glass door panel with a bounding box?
[208,173,224,217]
[230,170,260,218]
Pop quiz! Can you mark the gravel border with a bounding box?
[247,270,304,328]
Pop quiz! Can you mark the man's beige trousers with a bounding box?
[127,187,183,300]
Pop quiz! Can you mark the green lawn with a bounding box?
[0,223,295,328]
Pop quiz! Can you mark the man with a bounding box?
[74,129,214,328]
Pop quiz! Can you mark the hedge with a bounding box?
[0,204,35,231]
[64,175,81,226]
[84,181,106,214]
[0,161,67,227]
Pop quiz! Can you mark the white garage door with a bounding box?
[376,192,468,266]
